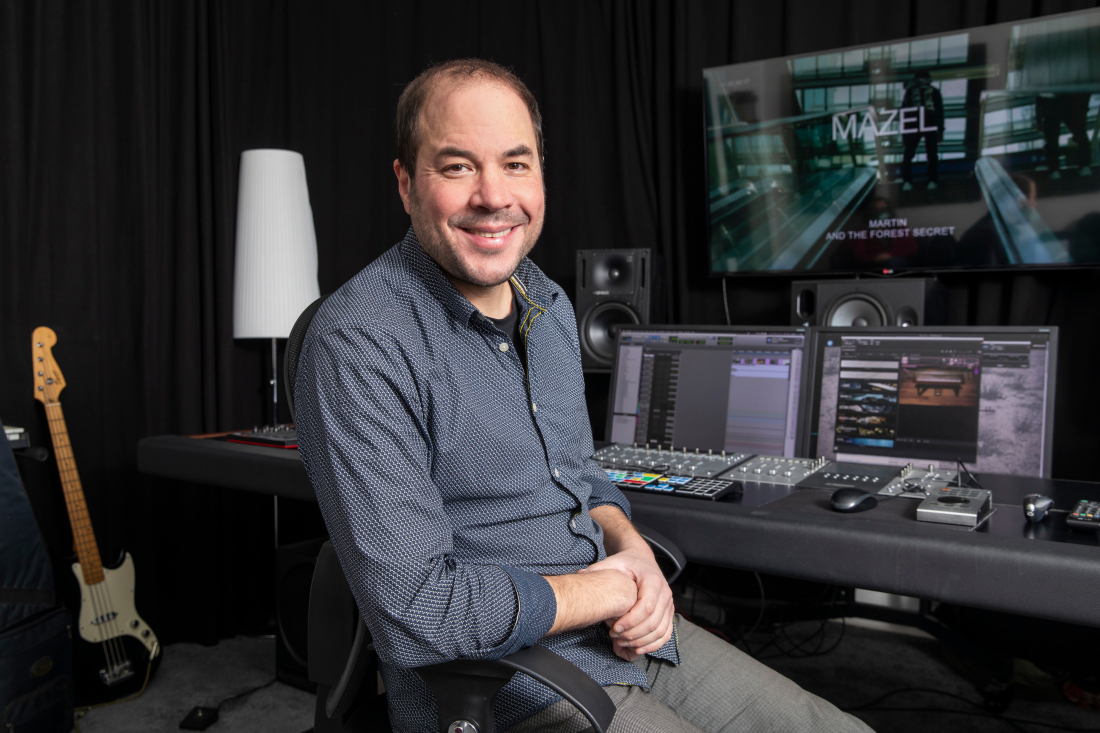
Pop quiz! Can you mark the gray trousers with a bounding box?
[506,616,873,733]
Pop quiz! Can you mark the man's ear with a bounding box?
[394,159,412,215]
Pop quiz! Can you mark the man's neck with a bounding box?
[447,275,514,320]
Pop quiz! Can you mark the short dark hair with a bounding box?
[395,59,544,177]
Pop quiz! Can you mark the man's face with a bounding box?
[396,79,545,289]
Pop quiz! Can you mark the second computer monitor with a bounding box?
[606,326,811,456]
[804,326,1058,477]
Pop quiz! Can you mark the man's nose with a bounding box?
[470,167,514,211]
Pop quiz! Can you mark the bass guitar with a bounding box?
[33,326,160,704]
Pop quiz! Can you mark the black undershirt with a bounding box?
[487,289,528,372]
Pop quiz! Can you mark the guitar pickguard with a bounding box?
[72,552,160,658]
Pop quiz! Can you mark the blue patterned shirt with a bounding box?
[295,229,679,733]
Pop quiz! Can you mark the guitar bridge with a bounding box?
[99,659,135,686]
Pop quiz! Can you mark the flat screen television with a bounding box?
[704,9,1100,276]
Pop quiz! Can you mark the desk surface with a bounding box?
[138,435,1100,628]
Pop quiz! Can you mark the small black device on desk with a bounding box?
[1023,494,1054,523]
[1067,500,1100,532]
[830,488,878,513]
[227,425,298,448]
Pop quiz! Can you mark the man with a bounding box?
[295,58,872,733]
[900,70,944,191]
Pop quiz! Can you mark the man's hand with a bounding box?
[587,505,675,661]
[582,548,674,661]
[542,569,638,636]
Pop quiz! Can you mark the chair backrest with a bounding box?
[284,295,329,421]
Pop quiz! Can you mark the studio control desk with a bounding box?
[137,435,1100,629]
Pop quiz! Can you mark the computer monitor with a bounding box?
[803,326,1058,477]
[605,326,811,456]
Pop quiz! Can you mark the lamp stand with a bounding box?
[270,336,279,427]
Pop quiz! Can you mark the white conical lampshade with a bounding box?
[233,149,322,339]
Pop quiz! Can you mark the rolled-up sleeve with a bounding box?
[582,455,631,518]
[295,326,556,669]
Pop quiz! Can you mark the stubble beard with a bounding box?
[408,182,543,288]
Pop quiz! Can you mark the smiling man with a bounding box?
[295,59,872,733]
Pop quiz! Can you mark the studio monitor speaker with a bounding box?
[791,278,945,328]
[576,249,658,370]
[275,536,328,693]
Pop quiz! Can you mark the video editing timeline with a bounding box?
[807,327,1058,477]
[607,328,808,457]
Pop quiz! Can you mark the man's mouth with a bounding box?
[461,226,516,239]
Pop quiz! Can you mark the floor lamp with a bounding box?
[233,149,321,430]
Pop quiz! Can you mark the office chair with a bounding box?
[285,297,686,733]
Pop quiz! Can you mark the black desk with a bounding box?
[137,435,1100,628]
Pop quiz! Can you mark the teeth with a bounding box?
[468,227,513,238]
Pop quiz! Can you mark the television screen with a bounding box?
[704,9,1100,275]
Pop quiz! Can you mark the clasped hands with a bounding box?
[578,545,674,661]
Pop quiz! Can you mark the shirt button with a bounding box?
[499,342,509,352]
[532,403,538,412]
[554,469,560,478]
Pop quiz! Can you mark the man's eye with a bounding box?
[506,162,528,171]
[445,164,469,173]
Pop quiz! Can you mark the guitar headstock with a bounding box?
[32,327,66,404]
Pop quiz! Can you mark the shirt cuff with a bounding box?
[647,616,681,665]
[496,565,557,655]
[588,488,632,520]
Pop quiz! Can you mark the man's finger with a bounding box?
[615,598,673,647]
[612,581,672,634]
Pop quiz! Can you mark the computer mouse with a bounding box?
[1023,493,1054,523]
[830,488,878,513]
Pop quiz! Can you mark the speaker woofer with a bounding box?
[582,302,641,363]
[826,294,888,327]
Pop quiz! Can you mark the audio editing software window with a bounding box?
[608,330,806,456]
[810,330,1055,476]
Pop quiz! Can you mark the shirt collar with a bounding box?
[399,227,557,326]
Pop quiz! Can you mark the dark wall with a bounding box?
[2,0,1097,644]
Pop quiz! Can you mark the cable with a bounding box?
[215,678,278,712]
[846,687,1100,733]
[852,707,1029,732]
[721,277,731,325]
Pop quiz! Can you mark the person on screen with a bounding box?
[900,70,944,192]
[1035,93,1093,179]
[294,58,874,733]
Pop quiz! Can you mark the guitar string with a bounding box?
[84,576,121,675]
[91,580,131,675]
[43,402,138,676]
[93,579,131,670]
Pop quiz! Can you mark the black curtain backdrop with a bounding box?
[2,0,1098,644]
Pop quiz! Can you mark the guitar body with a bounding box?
[32,327,161,706]
[68,550,161,706]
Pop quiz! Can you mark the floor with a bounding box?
[75,625,1100,733]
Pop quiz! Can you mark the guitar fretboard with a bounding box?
[44,402,104,585]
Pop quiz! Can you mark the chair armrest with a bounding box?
[633,522,686,584]
[308,542,363,688]
[416,645,615,733]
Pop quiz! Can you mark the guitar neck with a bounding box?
[44,402,104,585]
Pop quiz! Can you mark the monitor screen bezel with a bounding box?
[604,324,813,454]
[801,325,1059,477]
[702,7,1100,279]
